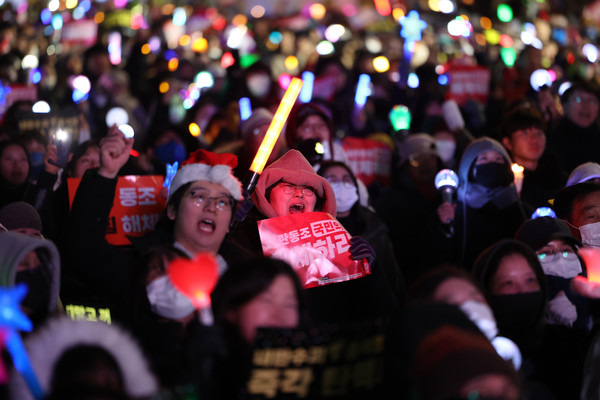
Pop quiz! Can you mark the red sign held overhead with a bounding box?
[68,175,166,246]
[342,137,392,187]
[446,65,491,106]
[258,212,370,289]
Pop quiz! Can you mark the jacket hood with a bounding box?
[252,149,337,218]
[472,238,547,300]
[9,316,158,400]
[0,232,60,314]
[457,137,517,206]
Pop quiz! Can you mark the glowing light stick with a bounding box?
[0,284,44,399]
[248,77,303,184]
[435,169,459,204]
[531,207,556,219]
[239,97,252,121]
[163,161,179,194]
[399,10,427,87]
[389,105,411,131]
[299,71,314,103]
[579,248,600,284]
[168,253,219,325]
[354,74,371,108]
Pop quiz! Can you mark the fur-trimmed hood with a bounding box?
[9,316,158,399]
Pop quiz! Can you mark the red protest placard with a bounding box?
[447,65,491,106]
[341,137,392,187]
[258,212,371,289]
[68,175,167,246]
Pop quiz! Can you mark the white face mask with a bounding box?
[247,74,272,98]
[579,221,600,247]
[459,300,498,340]
[539,257,582,278]
[146,275,195,319]
[435,139,456,164]
[331,182,359,213]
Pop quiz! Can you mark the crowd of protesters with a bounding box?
[4,1,600,399]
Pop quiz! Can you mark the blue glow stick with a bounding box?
[239,97,252,121]
[6,330,44,400]
[163,162,179,199]
[299,71,314,103]
[0,284,43,399]
[354,74,371,107]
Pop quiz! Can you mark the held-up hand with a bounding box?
[437,201,456,224]
[98,124,134,179]
[349,236,376,266]
[44,141,60,175]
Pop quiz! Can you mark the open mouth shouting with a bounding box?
[289,203,306,214]
[198,218,216,232]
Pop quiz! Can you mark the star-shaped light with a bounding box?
[400,10,427,46]
[0,284,32,333]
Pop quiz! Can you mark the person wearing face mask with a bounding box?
[242,62,280,111]
[62,125,251,328]
[430,137,528,270]
[374,133,447,285]
[408,265,522,371]
[553,181,600,248]
[317,161,405,304]
[0,231,61,332]
[515,216,590,329]
[514,216,593,400]
[473,239,584,400]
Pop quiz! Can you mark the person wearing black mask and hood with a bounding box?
[472,239,557,399]
[430,137,528,270]
[0,231,61,331]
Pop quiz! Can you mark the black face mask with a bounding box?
[490,291,545,349]
[470,162,512,188]
[15,267,51,325]
[296,138,324,166]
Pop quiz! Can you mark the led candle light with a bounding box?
[579,248,600,283]
[249,77,303,177]
[512,163,524,195]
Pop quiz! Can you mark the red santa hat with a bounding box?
[168,149,243,203]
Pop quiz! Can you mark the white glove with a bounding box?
[547,290,577,327]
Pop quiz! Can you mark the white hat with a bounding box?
[567,162,600,187]
[168,149,243,202]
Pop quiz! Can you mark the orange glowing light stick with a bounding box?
[249,77,304,175]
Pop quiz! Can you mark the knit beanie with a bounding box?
[252,149,336,218]
[168,149,243,203]
[413,325,520,400]
[0,202,42,232]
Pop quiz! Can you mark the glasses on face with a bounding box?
[574,96,599,106]
[279,182,316,197]
[537,247,578,263]
[187,190,233,211]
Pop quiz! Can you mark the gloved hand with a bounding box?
[349,236,376,266]
[230,190,255,231]
[547,290,577,327]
